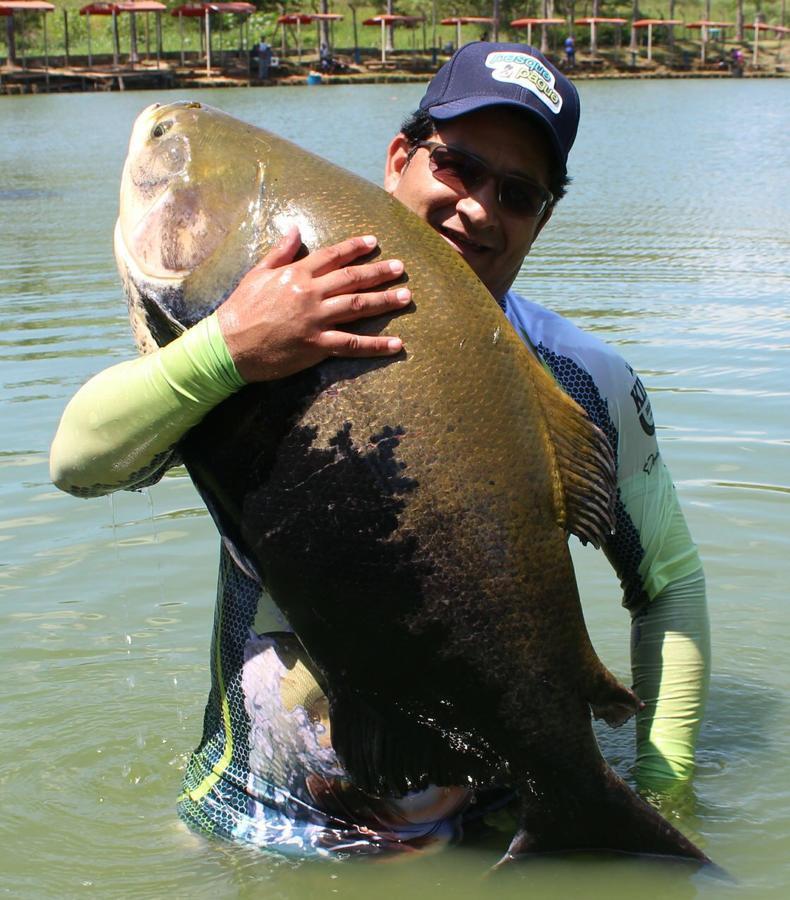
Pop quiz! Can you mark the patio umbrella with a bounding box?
[206,3,255,67]
[574,16,626,57]
[311,11,343,54]
[0,0,55,74]
[363,14,422,64]
[745,20,790,67]
[277,13,313,64]
[440,16,495,52]
[510,17,564,50]
[686,21,733,63]
[79,3,121,69]
[170,4,206,66]
[115,2,165,68]
[632,18,683,61]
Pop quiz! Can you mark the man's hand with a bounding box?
[217,226,411,383]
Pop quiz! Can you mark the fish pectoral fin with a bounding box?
[587,671,643,727]
[492,828,537,868]
[530,363,617,547]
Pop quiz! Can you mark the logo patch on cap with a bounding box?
[485,51,563,114]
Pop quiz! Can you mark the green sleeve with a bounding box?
[50,313,245,497]
[631,569,711,791]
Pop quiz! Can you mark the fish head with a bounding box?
[115,101,276,351]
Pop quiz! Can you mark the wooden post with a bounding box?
[63,8,69,67]
[752,20,759,67]
[112,10,119,68]
[130,12,139,67]
[456,20,461,51]
[381,17,386,63]
[205,9,211,76]
[87,12,92,69]
[647,23,653,60]
[43,13,50,91]
[5,12,16,67]
[296,16,301,64]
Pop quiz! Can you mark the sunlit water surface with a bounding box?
[1,80,788,898]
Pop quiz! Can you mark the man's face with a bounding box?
[384,107,555,301]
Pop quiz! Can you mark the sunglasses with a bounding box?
[408,141,553,219]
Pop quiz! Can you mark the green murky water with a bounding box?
[1,80,788,898]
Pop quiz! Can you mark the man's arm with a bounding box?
[51,228,411,497]
[603,367,710,792]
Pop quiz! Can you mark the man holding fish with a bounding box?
[51,43,710,858]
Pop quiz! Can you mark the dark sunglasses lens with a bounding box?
[500,178,547,217]
[429,146,486,189]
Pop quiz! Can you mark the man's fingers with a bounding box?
[319,258,404,297]
[322,287,412,324]
[308,234,379,277]
[318,331,404,357]
[256,225,302,270]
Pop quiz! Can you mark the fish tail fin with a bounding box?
[509,767,711,864]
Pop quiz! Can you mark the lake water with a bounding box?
[1,80,788,898]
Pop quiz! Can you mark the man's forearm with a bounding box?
[50,314,244,497]
[631,569,710,790]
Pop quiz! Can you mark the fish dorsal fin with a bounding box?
[529,357,617,548]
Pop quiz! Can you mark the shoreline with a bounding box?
[1,64,786,96]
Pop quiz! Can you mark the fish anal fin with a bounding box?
[587,665,644,727]
[529,361,617,547]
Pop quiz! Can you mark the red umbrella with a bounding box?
[0,1,55,74]
[686,21,734,63]
[745,20,790,67]
[79,3,121,68]
[277,13,315,63]
[633,18,683,61]
[510,17,564,48]
[575,17,626,56]
[440,16,494,51]
[363,14,423,64]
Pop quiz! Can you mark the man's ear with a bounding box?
[384,134,411,195]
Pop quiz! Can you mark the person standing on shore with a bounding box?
[564,34,576,68]
[51,43,709,857]
[256,35,272,81]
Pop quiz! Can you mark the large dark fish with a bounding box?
[115,101,709,863]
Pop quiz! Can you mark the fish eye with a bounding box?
[151,120,172,140]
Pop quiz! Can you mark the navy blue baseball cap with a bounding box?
[419,42,580,172]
